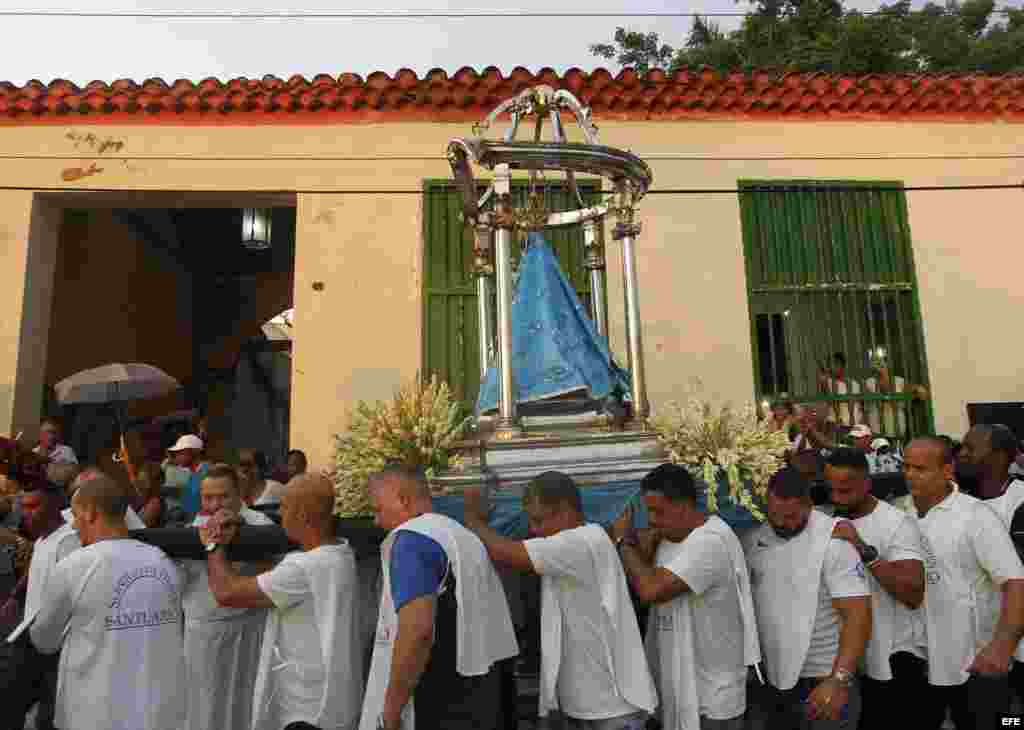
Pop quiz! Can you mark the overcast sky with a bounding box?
[6,0,1016,85]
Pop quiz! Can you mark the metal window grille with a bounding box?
[738,180,934,445]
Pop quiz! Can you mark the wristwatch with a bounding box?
[616,532,639,550]
[830,668,855,686]
[858,544,880,566]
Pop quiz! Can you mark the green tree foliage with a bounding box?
[588,0,1024,74]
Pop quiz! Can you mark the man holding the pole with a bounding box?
[203,472,364,730]
[359,465,518,730]
[463,470,657,730]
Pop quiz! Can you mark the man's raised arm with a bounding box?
[462,487,536,573]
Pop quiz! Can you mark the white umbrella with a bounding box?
[55,363,182,466]
[54,363,180,406]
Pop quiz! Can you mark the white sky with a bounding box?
[4,0,1012,86]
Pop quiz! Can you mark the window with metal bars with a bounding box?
[738,180,934,444]
[421,179,604,410]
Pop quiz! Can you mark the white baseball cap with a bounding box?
[871,438,891,451]
[168,434,204,452]
[850,424,873,439]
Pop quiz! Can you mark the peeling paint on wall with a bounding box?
[65,131,125,154]
[60,163,103,182]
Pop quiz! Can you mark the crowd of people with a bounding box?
[2,414,1024,730]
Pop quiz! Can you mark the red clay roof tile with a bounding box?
[3,67,1024,125]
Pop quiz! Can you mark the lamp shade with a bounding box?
[242,208,273,250]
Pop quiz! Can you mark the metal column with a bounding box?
[492,167,522,437]
[614,210,649,422]
[473,225,495,377]
[584,218,609,340]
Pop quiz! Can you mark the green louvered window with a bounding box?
[738,180,933,443]
[421,179,603,410]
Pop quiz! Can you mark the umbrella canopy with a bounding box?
[54,363,180,406]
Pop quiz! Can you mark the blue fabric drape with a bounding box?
[432,477,762,538]
[475,233,631,415]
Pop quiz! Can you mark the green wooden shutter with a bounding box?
[422,179,602,409]
[738,180,933,442]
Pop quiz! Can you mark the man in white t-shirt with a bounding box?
[861,367,908,439]
[959,424,1023,504]
[818,353,860,427]
[32,419,78,465]
[203,472,363,730]
[904,436,1024,730]
[825,448,925,730]
[179,463,275,730]
[29,475,185,730]
[955,424,1024,710]
[745,467,872,729]
[463,471,657,730]
[609,464,760,730]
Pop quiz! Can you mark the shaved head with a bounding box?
[73,474,129,520]
[284,473,336,529]
[367,465,433,531]
[69,466,107,496]
[368,465,432,501]
[908,436,953,467]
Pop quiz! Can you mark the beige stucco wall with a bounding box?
[0,119,1021,467]
[0,191,61,436]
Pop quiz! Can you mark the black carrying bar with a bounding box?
[129,521,387,561]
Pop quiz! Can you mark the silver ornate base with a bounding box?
[429,429,666,494]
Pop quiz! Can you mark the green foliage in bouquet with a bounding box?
[651,381,790,521]
[331,374,470,518]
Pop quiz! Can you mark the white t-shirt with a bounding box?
[525,529,641,721]
[850,501,927,664]
[983,480,1024,529]
[257,549,329,727]
[827,377,861,427]
[802,540,871,678]
[254,480,287,506]
[981,480,1024,661]
[30,539,185,730]
[656,518,747,720]
[23,522,81,619]
[181,507,274,623]
[915,490,1024,685]
[862,375,907,437]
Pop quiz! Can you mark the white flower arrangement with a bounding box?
[651,382,790,522]
[331,374,470,517]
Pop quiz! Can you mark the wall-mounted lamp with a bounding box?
[241,208,273,250]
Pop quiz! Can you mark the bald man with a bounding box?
[359,466,518,730]
[203,473,364,730]
[29,475,186,730]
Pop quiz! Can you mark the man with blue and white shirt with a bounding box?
[362,465,518,730]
